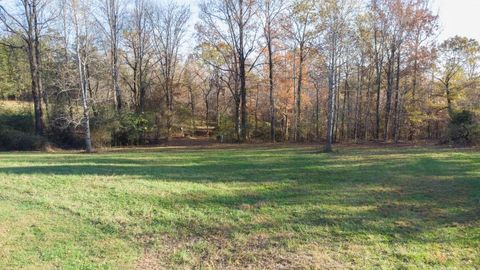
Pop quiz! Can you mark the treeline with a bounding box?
[0,0,479,152]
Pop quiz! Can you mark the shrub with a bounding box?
[0,113,34,133]
[0,103,34,133]
[0,102,46,151]
[112,112,154,146]
[249,120,272,141]
[215,114,236,142]
[0,127,47,151]
[47,124,85,149]
[472,124,480,145]
[448,110,478,145]
[91,128,112,148]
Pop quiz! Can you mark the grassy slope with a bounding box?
[0,146,479,269]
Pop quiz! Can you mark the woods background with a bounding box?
[0,0,479,152]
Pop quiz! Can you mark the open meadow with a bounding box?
[0,146,479,269]
[1,0,479,268]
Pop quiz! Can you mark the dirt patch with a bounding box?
[133,233,346,269]
[136,249,166,270]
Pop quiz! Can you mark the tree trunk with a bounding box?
[294,43,304,142]
[325,69,335,152]
[364,78,371,141]
[27,40,44,136]
[239,58,247,142]
[445,82,453,117]
[73,2,93,153]
[139,71,146,114]
[216,87,221,127]
[374,29,381,140]
[238,2,248,142]
[205,97,209,134]
[189,86,195,133]
[267,34,276,142]
[325,46,336,152]
[340,67,349,141]
[393,49,401,143]
[354,63,361,142]
[254,84,259,133]
[315,81,320,140]
[384,47,396,141]
[234,96,241,141]
[26,0,45,136]
[333,64,341,142]
[112,34,122,111]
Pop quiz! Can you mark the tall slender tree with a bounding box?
[286,0,316,142]
[124,0,152,113]
[151,2,190,138]
[71,0,94,152]
[198,0,260,142]
[98,0,124,112]
[0,0,50,135]
[260,0,285,142]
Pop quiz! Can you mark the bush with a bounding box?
[0,103,34,133]
[112,112,154,146]
[89,106,116,148]
[0,101,46,151]
[0,128,47,151]
[249,120,272,141]
[215,114,236,142]
[448,110,478,145]
[472,124,480,145]
[91,128,113,148]
[0,113,34,133]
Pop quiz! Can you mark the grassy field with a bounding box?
[0,146,479,269]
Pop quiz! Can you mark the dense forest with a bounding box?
[0,0,479,152]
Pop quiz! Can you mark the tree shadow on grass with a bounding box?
[135,153,479,246]
[0,147,479,266]
[0,149,343,183]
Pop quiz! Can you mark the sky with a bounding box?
[433,0,480,41]
[179,0,480,44]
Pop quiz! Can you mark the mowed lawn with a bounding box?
[0,146,479,269]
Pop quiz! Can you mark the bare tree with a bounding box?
[320,0,354,152]
[260,0,284,142]
[309,65,323,140]
[369,0,386,140]
[151,2,190,138]
[198,0,260,142]
[0,0,51,135]
[97,0,124,112]
[285,0,316,142]
[70,0,94,152]
[124,0,152,113]
[183,55,198,133]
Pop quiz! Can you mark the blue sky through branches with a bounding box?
[178,0,480,46]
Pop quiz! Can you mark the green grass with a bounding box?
[0,146,479,269]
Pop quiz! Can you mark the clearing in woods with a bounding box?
[0,145,479,269]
